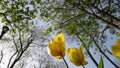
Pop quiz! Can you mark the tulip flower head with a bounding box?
[67,45,88,66]
[111,39,120,59]
[47,33,66,59]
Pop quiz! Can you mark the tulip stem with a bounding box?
[82,65,85,68]
[62,56,69,68]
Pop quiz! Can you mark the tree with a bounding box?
[0,0,120,68]
[0,0,65,68]
[36,0,120,68]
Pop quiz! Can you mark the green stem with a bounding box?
[62,56,69,68]
[82,65,85,68]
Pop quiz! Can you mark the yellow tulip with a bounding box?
[67,46,88,66]
[47,33,66,59]
[111,39,120,59]
[115,39,120,46]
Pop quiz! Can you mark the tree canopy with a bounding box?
[0,0,120,68]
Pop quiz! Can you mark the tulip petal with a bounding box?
[55,33,65,42]
[47,33,66,59]
[111,39,120,59]
[67,46,88,66]
[82,60,88,65]
[115,39,120,46]
[111,45,120,59]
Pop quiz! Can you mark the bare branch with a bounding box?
[0,51,3,63]
[18,32,23,51]
[9,34,34,68]
[7,51,18,68]
[12,35,18,51]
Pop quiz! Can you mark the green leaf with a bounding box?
[98,56,104,68]
[86,40,92,50]
[42,27,52,35]
[1,18,6,23]
[34,65,36,68]
[30,1,35,5]
[1,37,11,42]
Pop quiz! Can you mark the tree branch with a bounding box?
[75,33,98,67]
[9,35,34,68]
[82,28,119,68]
[0,51,3,63]
[91,3,120,22]
[66,1,120,30]
[18,32,23,51]
[12,35,18,51]
[90,35,119,68]
[79,5,120,30]
[61,14,80,25]
[7,51,18,68]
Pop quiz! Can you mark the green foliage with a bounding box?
[0,0,37,35]
[34,65,36,68]
[33,0,120,53]
[0,0,120,67]
[43,27,52,35]
[109,28,117,34]
[86,40,93,50]
[1,37,11,42]
[98,56,104,68]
